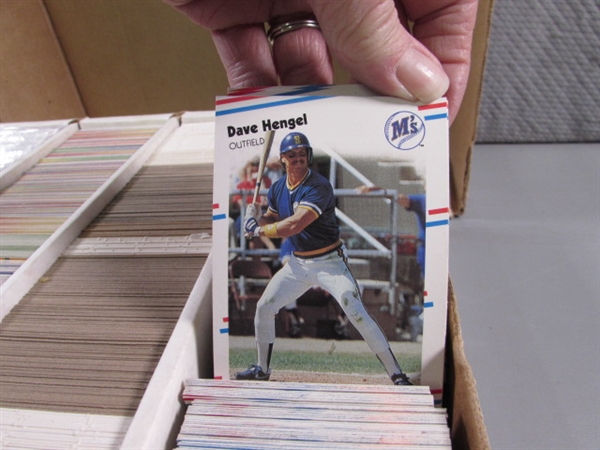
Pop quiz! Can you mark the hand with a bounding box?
[244,216,261,238]
[398,194,411,209]
[245,203,260,221]
[164,0,478,123]
[355,185,381,194]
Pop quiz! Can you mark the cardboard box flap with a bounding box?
[449,0,495,215]
[445,280,491,450]
[0,0,85,122]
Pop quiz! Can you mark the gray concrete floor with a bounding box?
[449,143,600,449]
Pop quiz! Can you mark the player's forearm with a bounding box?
[259,210,316,238]
[256,220,290,239]
[254,213,282,238]
[260,220,297,238]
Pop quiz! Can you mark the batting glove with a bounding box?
[245,203,260,220]
[244,216,261,237]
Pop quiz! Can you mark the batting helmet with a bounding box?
[280,132,313,163]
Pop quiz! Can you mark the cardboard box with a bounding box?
[0,0,495,448]
[0,0,228,121]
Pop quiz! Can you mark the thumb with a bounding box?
[309,0,449,103]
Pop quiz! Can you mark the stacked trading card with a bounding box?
[176,378,451,449]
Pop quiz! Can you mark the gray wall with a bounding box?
[476,0,600,143]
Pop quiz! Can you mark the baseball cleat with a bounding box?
[234,364,271,381]
[391,372,413,386]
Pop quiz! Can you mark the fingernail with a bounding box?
[395,47,449,103]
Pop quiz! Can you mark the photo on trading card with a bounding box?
[212,91,449,395]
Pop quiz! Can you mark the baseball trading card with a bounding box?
[212,86,449,403]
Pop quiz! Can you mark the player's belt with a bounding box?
[293,240,343,259]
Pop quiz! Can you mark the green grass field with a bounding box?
[230,347,421,374]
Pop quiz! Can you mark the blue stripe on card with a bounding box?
[216,96,329,116]
[213,214,227,221]
[423,302,434,308]
[426,219,449,228]
[219,328,229,334]
[424,113,448,121]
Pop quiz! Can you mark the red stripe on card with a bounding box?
[423,291,428,297]
[213,203,219,209]
[216,95,260,105]
[214,375,223,380]
[430,388,443,395]
[418,102,448,111]
[429,207,449,215]
[223,317,229,323]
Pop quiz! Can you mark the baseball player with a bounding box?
[239,131,413,386]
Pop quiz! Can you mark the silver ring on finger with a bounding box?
[267,17,321,45]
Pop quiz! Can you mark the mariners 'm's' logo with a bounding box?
[384,111,425,150]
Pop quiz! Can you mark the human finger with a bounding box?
[212,25,278,88]
[167,0,333,88]
[402,0,478,122]
[164,0,278,88]
[269,15,334,85]
[309,0,450,104]
[166,0,333,87]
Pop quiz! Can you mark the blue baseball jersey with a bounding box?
[267,170,339,252]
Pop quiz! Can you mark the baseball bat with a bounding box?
[252,130,276,205]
